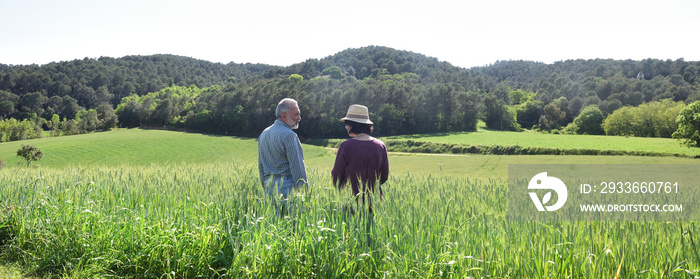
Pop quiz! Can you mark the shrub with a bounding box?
[574,105,605,135]
[16,144,44,167]
[604,100,684,137]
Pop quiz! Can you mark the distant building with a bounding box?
[636,72,645,80]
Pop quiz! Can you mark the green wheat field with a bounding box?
[1,128,699,278]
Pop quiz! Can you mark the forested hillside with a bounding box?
[0,55,277,118]
[1,46,699,142]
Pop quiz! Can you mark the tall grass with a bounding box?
[1,163,698,278]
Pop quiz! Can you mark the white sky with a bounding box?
[1,0,699,69]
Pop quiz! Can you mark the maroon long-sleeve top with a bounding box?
[331,138,389,196]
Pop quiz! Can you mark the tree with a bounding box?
[0,90,19,119]
[0,100,15,119]
[509,89,535,105]
[539,103,566,130]
[115,99,145,128]
[604,100,684,137]
[49,114,61,136]
[288,74,303,83]
[321,67,343,79]
[483,95,520,131]
[194,110,214,132]
[94,86,114,107]
[75,109,100,132]
[516,99,543,129]
[573,105,604,135]
[640,99,685,137]
[222,105,248,135]
[672,101,700,147]
[0,118,40,142]
[16,144,43,167]
[552,97,571,123]
[150,98,174,125]
[97,104,119,130]
[59,96,82,119]
[19,91,48,116]
[60,118,80,135]
[72,84,97,108]
[377,104,406,135]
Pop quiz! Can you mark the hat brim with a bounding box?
[341,117,373,125]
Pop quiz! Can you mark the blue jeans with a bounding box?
[264,175,294,199]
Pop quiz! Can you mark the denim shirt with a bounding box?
[258,119,308,187]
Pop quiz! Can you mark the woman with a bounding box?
[331,104,389,214]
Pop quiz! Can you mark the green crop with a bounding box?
[1,163,699,278]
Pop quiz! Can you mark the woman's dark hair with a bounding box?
[345,120,373,135]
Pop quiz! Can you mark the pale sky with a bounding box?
[1,0,699,69]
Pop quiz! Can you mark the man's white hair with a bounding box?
[275,98,298,118]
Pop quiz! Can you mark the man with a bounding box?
[258,98,308,199]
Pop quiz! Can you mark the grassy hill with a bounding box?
[0,129,327,169]
[0,129,250,168]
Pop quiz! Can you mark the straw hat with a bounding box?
[340,104,373,124]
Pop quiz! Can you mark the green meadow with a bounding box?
[1,129,262,168]
[385,127,697,157]
[0,128,695,178]
[1,129,699,278]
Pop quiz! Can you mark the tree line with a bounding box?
[0,55,276,121]
[114,75,481,139]
[1,46,699,146]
